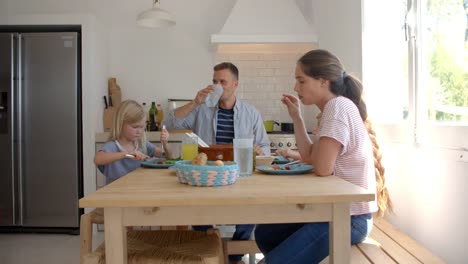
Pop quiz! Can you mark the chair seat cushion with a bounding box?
[82,230,223,264]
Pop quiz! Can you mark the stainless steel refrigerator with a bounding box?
[0,28,82,233]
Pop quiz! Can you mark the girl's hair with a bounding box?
[298,49,392,216]
[109,100,148,154]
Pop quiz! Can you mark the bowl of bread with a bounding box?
[175,153,239,187]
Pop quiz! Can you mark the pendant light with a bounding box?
[137,0,176,28]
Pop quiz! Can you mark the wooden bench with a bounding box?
[223,218,445,264]
[322,217,445,264]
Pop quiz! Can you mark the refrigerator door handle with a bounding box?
[10,33,17,225]
[15,33,24,224]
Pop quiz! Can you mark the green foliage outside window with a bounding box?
[428,0,468,121]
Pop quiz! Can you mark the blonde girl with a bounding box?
[94,100,172,184]
[254,49,392,264]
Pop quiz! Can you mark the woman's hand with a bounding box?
[281,94,302,121]
[276,148,291,158]
[276,148,302,161]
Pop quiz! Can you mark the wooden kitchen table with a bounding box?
[79,168,374,264]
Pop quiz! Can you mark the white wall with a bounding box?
[0,2,7,22]
[311,0,362,80]
[375,125,468,263]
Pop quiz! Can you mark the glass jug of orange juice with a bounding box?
[181,134,199,160]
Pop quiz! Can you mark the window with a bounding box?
[362,0,410,124]
[419,0,468,122]
[363,0,468,145]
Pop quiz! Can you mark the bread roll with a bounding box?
[213,160,224,166]
[192,152,208,165]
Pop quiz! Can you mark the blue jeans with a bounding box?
[254,213,373,264]
[193,224,255,261]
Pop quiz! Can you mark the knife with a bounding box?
[103,96,108,109]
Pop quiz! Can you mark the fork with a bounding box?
[282,160,302,167]
[161,124,166,156]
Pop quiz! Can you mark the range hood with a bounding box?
[211,0,317,44]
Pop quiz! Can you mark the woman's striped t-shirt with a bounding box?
[317,96,377,215]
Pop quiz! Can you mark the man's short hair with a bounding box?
[214,62,239,80]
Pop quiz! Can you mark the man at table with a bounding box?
[164,62,270,264]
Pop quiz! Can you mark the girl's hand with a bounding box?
[160,127,170,143]
[129,150,149,161]
[281,94,302,121]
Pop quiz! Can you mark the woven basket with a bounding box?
[175,160,238,187]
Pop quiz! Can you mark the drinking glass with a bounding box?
[205,84,223,107]
[182,135,199,160]
[233,137,254,177]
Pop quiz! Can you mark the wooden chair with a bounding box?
[80,208,224,264]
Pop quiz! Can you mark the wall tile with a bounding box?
[215,51,315,131]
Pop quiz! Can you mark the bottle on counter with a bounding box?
[156,104,164,129]
[142,102,149,130]
[149,101,158,131]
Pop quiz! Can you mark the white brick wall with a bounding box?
[215,50,319,131]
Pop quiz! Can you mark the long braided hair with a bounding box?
[298,49,392,216]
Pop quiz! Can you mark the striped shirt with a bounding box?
[318,96,377,215]
[216,108,235,144]
[163,99,270,155]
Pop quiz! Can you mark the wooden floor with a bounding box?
[323,217,445,264]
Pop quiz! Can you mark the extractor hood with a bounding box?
[211,0,317,44]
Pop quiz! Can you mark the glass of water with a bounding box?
[205,84,223,107]
[233,137,254,177]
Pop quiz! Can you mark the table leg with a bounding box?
[104,208,127,264]
[329,203,350,264]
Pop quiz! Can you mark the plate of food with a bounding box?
[272,155,290,164]
[141,158,181,169]
[256,163,314,175]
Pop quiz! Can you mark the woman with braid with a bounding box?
[254,49,392,264]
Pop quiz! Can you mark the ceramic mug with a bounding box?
[263,120,279,132]
[281,122,294,133]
